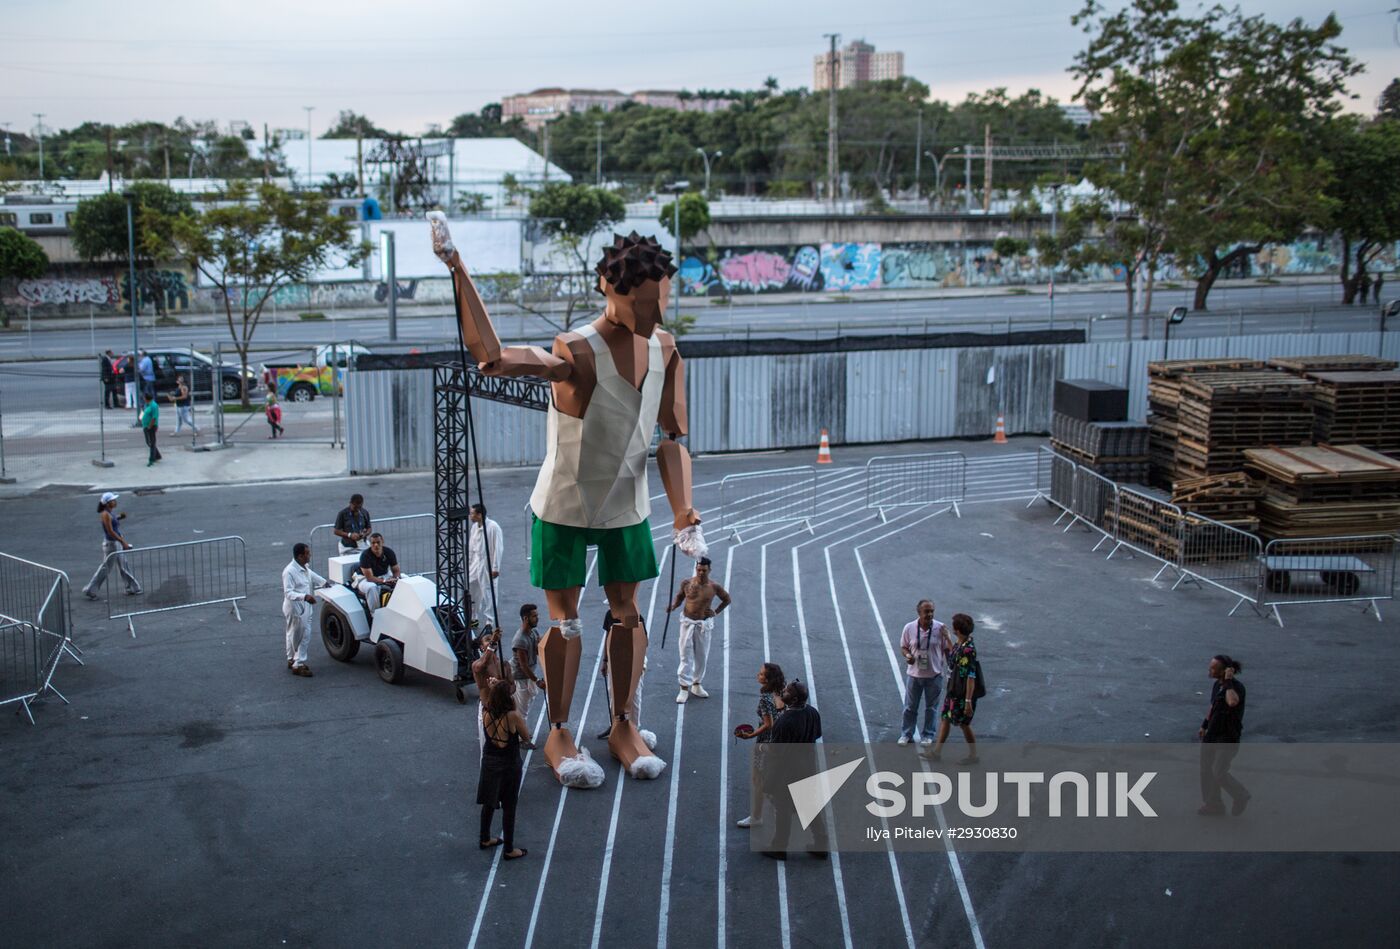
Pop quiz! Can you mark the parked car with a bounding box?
[145,350,258,401]
[261,343,371,402]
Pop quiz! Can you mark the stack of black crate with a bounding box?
[1050,379,1150,484]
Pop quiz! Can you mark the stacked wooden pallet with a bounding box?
[1305,371,1400,455]
[1243,444,1400,538]
[1170,472,1261,533]
[1267,354,1398,374]
[1146,359,1267,488]
[1173,373,1316,479]
[1104,485,1180,559]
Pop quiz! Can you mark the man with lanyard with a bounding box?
[334,494,371,555]
[898,599,949,747]
[354,532,400,618]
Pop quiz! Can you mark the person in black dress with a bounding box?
[478,678,532,859]
[1198,654,1249,816]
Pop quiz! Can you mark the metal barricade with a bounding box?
[0,619,67,725]
[1106,486,1184,574]
[0,551,77,724]
[308,513,435,578]
[864,452,966,520]
[719,466,818,544]
[1065,466,1120,552]
[103,536,248,637]
[1259,535,1397,627]
[1171,513,1264,616]
[1034,446,1078,521]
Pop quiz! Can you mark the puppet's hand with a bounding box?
[427,211,456,264]
[674,524,708,561]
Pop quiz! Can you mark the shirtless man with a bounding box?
[666,556,731,703]
[431,218,702,786]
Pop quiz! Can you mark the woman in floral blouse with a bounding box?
[927,613,978,764]
[736,661,785,828]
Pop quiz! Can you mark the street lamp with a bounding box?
[695,147,722,197]
[595,120,604,187]
[1164,305,1188,356]
[303,106,315,188]
[1047,183,1066,331]
[33,113,45,180]
[122,191,141,423]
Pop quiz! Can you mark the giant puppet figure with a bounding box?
[430,215,704,787]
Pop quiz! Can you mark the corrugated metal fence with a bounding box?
[346,330,1400,472]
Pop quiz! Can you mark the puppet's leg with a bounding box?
[538,587,604,788]
[604,582,667,779]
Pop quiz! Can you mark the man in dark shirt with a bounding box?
[100,350,120,409]
[334,494,372,554]
[354,532,400,617]
[763,680,829,860]
[1198,654,1249,816]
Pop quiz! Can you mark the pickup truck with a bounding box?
[260,343,371,402]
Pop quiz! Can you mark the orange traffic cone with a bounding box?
[817,428,833,464]
[993,413,1008,444]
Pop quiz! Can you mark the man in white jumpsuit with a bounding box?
[469,502,504,629]
[282,542,329,677]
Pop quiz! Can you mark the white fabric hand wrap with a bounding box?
[674,524,708,561]
[559,617,583,640]
[426,211,456,263]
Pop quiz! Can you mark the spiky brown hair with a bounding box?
[595,231,677,295]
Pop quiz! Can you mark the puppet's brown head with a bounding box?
[595,231,676,338]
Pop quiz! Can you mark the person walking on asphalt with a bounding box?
[265,393,284,439]
[333,494,371,555]
[926,613,979,764]
[478,678,532,861]
[137,350,156,400]
[666,556,731,703]
[282,542,330,677]
[99,350,120,409]
[82,492,141,598]
[1198,655,1250,816]
[762,680,828,861]
[140,392,162,466]
[168,376,199,437]
[899,599,950,747]
[735,661,785,829]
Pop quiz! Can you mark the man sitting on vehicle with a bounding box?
[354,532,401,617]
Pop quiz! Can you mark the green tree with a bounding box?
[1073,0,1358,311]
[321,111,388,139]
[446,105,529,142]
[69,183,195,315]
[165,182,369,405]
[1378,79,1400,122]
[1323,116,1400,303]
[658,192,710,241]
[0,226,49,326]
[528,182,626,329]
[1036,196,1161,332]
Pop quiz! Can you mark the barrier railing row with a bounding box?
[308,513,436,579]
[0,552,78,724]
[1036,447,1397,625]
[865,452,966,520]
[100,536,248,637]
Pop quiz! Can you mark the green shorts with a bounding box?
[530,515,659,590]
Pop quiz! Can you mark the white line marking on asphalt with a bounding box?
[759,528,792,949]
[717,545,734,949]
[655,539,685,949]
[852,516,987,949]
[467,554,597,949]
[590,540,671,949]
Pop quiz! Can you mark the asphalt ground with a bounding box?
[2,441,1398,948]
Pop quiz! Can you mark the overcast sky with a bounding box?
[4,1,1398,136]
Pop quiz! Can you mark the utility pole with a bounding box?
[963,145,973,214]
[1048,183,1064,331]
[106,127,114,191]
[33,113,45,180]
[1,121,10,157]
[542,124,551,183]
[982,124,992,213]
[123,191,141,425]
[595,120,603,187]
[263,123,271,181]
[823,32,840,204]
[303,106,315,189]
[913,109,922,201]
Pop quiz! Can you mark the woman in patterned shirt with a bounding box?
[736,661,785,828]
[927,613,978,765]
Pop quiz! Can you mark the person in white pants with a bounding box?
[82,492,142,599]
[665,557,731,703]
[469,503,504,629]
[282,542,329,677]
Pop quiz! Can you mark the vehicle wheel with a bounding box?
[376,638,405,684]
[288,383,316,403]
[220,378,241,400]
[1321,571,1360,596]
[1265,570,1290,594]
[321,608,359,662]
